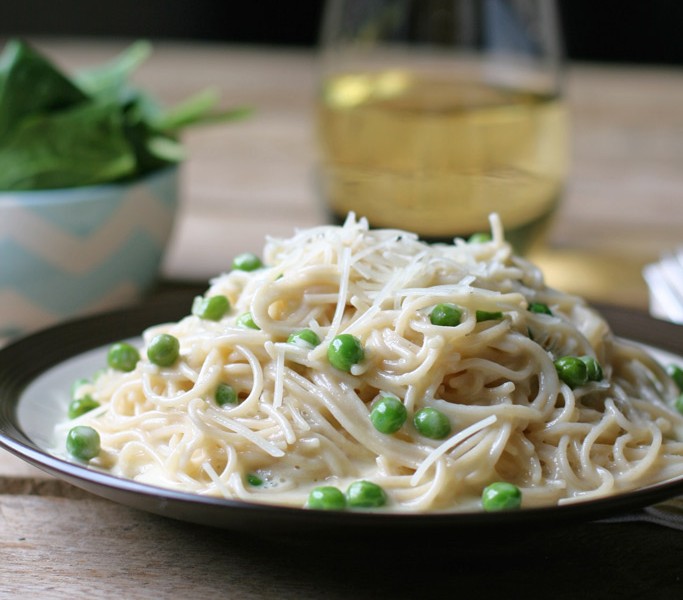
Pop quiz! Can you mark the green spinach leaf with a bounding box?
[0,39,249,190]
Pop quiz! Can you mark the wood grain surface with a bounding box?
[1,39,682,598]
[30,40,683,307]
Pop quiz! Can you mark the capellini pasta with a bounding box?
[57,213,683,512]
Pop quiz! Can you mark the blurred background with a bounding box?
[0,0,681,322]
[0,0,681,65]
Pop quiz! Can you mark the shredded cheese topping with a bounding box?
[57,214,683,512]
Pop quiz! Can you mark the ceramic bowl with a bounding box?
[0,166,179,341]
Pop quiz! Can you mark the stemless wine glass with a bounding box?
[315,0,568,253]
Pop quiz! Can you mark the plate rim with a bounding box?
[2,293,683,534]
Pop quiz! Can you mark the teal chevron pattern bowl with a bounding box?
[0,166,179,341]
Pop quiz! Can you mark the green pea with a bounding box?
[287,328,321,348]
[306,486,347,510]
[107,342,140,372]
[232,252,262,272]
[675,394,683,415]
[192,294,230,321]
[482,482,522,511]
[66,425,101,461]
[667,364,683,392]
[528,302,553,315]
[476,310,503,322]
[554,356,588,389]
[468,232,492,244]
[246,473,263,486]
[346,480,387,508]
[327,334,364,372]
[580,355,604,382]
[236,312,260,330]
[147,333,180,367]
[67,395,100,419]
[413,407,451,439]
[429,303,462,327]
[215,383,238,406]
[370,393,407,434]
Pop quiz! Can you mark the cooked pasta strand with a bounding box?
[54,213,683,512]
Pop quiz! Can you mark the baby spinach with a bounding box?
[0,39,249,190]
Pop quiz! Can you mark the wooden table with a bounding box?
[2,39,683,597]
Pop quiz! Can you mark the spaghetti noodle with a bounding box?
[59,214,683,512]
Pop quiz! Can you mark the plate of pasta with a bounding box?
[2,214,683,536]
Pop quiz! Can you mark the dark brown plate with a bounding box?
[1,293,683,538]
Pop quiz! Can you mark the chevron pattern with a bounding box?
[0,167,178,338]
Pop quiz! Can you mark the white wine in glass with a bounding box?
[316,0,568,253]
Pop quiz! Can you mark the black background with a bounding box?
[0,0,681,65]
